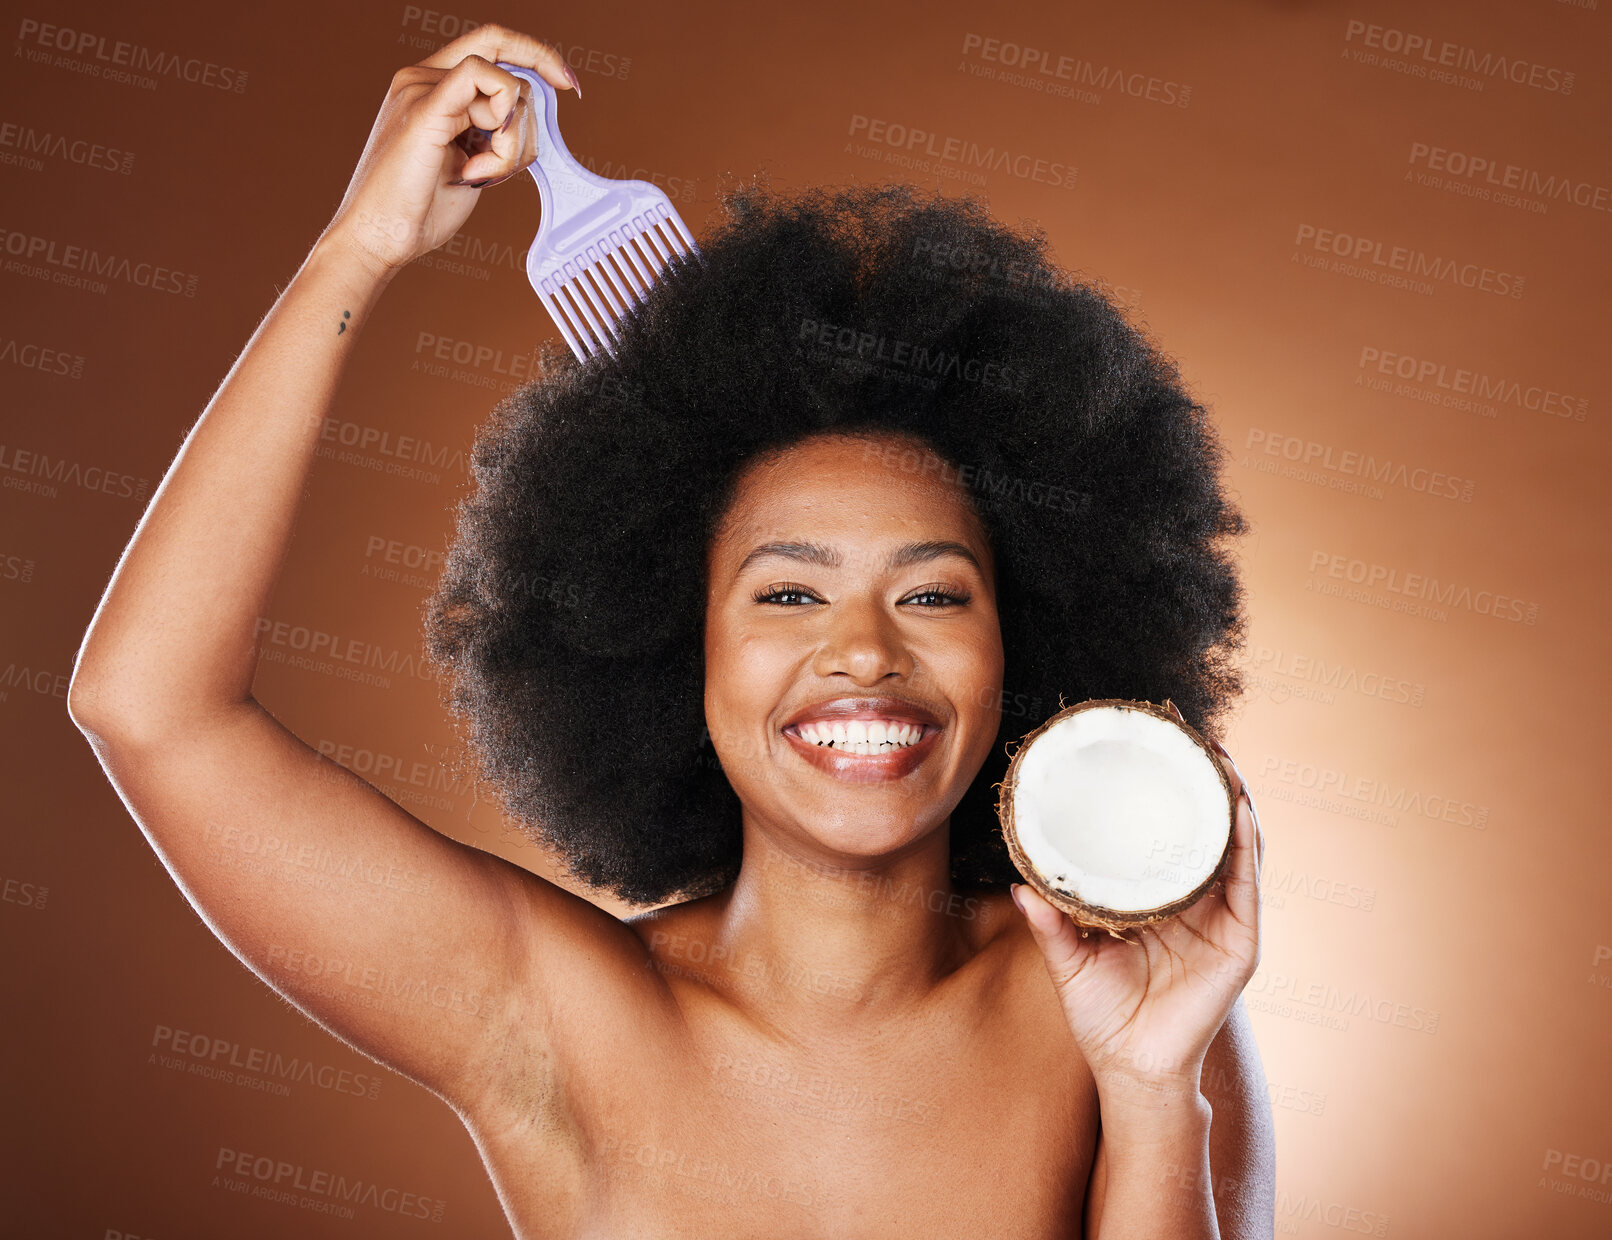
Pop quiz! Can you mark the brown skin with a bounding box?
[66,24,1273,1239]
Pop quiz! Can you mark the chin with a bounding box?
[784,804,947,861]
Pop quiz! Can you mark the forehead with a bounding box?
[709,433,988,567]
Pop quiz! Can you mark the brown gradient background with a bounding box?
[3,0,1608,1235]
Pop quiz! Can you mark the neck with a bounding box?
[709,820,981,1027]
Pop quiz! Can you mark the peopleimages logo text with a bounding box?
[847,116,1077,190]
[1408,143,1610,213]
[0,228,197,295]
[15,18,249,92]
[1293,223,1523,298]
[1343,20,1575,94]
[960,33,1192,107]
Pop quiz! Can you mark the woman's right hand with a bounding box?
[319,24,578,281]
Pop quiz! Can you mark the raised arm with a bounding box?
[63,26,629,1119]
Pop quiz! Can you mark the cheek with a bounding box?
[704,613,790,728]
[703,623,796,790]
[933,614,1004,676]
[927,625,1005,729]
[708,612,788,680]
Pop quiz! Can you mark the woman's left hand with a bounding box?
[1012,707,1264,1093]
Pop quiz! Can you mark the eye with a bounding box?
[753,582,822,606]
[902,585,972,608]
[751,583,972,608]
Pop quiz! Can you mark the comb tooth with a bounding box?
[637,220,672,269]
[560,284,605,358]
[600,247,643,306]
[572,265,618,334]
[563,271,619,359]
[596,248,641,310]
[645,219,678,262]
[656,218,690,259]
[660,218,694,263]
[635,230,669,279]
[552,276,597,353]
[551,282,599,359]
[576,274,621,357]
[537,286,590,362]
[665,210,698,256]
[581,256,628,324]
[581,270,626,353]
[616,233,658,289]
[540,273,597,360]
[625,238,660,290]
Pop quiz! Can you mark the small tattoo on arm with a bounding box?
[337,309,351,335]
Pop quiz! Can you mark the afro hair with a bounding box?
[422,178,1251,909]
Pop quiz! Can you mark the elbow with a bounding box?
[66,669,124,744]
[66,623,121,739]
[67,626,178,747]
[66,667,163,750]
[68,665,251,751]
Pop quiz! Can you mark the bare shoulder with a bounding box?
[505,866,666,973]
[968,886,1052,970]
[621,890,718,936]
[946,886,1082,1040]
[618,890,740,995]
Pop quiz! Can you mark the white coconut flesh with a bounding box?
[1008,703,1233,919]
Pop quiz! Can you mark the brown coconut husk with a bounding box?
[994,697,1237,941]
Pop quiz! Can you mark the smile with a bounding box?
[781,721,941,783]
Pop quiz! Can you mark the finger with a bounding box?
[419,23,577,96]
[504,78,539,171]
[461,77,539,185]
[421,58,534,183]
[1203,733,1247,805]
[412,53,518,139]
[1013,883,1095,992]
[1250,790,1264,871]
[449,73,536,164]
[1220,784,1262,930]
[1210,733,1264,874]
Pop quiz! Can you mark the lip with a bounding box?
[782,696,941,731]
[780,697,943,785]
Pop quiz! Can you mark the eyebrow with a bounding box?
[734,539,985,579]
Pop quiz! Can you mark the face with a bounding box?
[703,432,1005,863]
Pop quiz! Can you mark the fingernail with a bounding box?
[498,100,518,132]
[562,63,582,98]
[1010,883,1026,914]
[450,167,524,190]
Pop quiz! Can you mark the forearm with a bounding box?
[69,234,394,734]
[1090,1076,1219,1240]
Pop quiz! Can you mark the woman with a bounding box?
[68,24,1274,1239]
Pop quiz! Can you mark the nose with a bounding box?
[810,591,913,684]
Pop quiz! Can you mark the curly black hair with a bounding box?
[422,178,1250,909]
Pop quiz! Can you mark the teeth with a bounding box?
[795,719,926,753]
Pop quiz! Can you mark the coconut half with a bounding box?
[996,698,1236,938]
